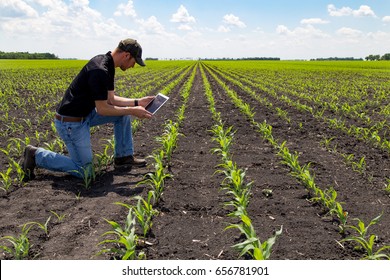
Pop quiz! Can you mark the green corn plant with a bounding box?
[98,208,145,260]
[134,192,159,237]
[341,234,390,260]
[0,167,13,193]
[276,107,291,123]
[8,138,25,157]
[8,158,25,186]
[226,214,282,260]
[320,136,336,151]
[256,121,277,146]
[384,178,390,193]
[43,141,57,152]
[347,214,382,239]
[330,202,348,235]
[139,151,171,203]
[224,185,252,218]
[278,142,302,174]
[351,156,366,174]
[50,210,66,222]
[341,213,390,259]
[210,124,235,162]
[74,163,96,189]
[156,120,182,164]
[25,216,51,238]
[117,192,158,238]
[94,150,112,176]
[0,223,34,259]
[218,161,250,196]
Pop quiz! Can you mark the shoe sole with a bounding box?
[22,146,36,181]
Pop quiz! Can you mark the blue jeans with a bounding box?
[35,110,133,178]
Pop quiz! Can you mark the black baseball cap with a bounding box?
[118,38,146,66]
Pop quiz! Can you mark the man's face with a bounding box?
[120,52,136,71]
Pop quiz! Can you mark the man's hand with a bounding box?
[137,96,155,107]
[132,106,153,119]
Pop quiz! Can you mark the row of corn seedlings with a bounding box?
[204,65,390,260]
[205,63,388,190]
[201,64,282,260]
[97,64,197,260]
[215,62,389,143]
[223,64,390,153]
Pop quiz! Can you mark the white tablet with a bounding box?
[145,93,169,115]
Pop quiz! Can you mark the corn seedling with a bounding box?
[210,124,235,162]
[74,163,96,189]
[330,202,349,235]
[341,213,390,259]
[50,210,66,222]
[226,214,282,260]
[0,223,34,259]
[25,216,51,238]
[116,192,158,238]
[0,167,13,193]
[8,158,25,186]
[156,120,182,164]
[98,208,145,260]
[320,136,336,151]
[347,214,382,239]
[351,156,366,174]
[139,151,171,203]
[341,234,390,260]
[385,178,390,193]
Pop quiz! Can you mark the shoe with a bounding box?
[114,155,146,169]
[22,145,38,181]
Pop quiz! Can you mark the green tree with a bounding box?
[381,53,390,60]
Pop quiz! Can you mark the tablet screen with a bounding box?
[145,93,169,114]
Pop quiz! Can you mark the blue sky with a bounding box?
[0,0,389,59]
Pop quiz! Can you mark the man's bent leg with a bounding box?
[88,110,145,168]
[35,119,93,178]
[88,110,133,157]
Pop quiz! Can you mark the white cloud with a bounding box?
[301,18,329,25]
[171,5,195,23]
[276,25,291,36]
[383,16,390,23]
[0,0,130,46]
[0,0,39,18]
[276,24,329,39]
[114,0,137,18]
[336,27,363,37]
[138,16,165,35]
[223,14,246,28]
[178,24,193,31]
[353,5,376,17]
[328,4,376,17]
[217,25,230,33]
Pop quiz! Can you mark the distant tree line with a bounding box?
[202,57,280,61]
[365,53,390,61]
[311,57,364,61]
[0,51,58,59]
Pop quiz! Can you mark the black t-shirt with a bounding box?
[56,52,115,117]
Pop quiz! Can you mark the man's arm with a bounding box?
[95,91,154,118]
[107,91,154,107]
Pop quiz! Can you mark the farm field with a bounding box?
[0,59,389,260]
